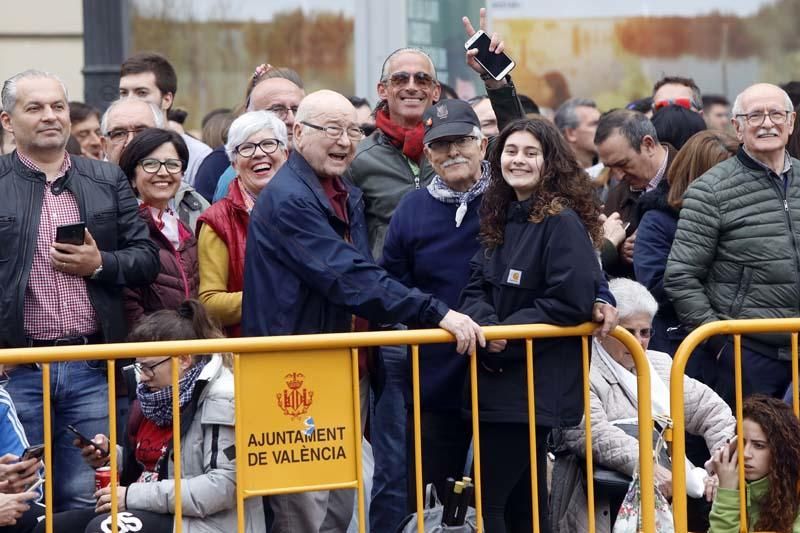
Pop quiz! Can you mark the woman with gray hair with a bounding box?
[197,110,288,336]
[550,278,735,532]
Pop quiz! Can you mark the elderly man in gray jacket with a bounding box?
[664,83,800,404]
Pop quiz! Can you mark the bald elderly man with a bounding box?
[241,90,484,532]
[665,83,799,403]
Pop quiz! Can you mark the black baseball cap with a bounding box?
[423,99,481,144]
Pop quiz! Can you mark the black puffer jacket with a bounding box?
[0,153,159,347]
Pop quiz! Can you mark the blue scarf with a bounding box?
[137,360,207,427]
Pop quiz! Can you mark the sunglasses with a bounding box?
[653,98,693,112]
[383,71,436,89]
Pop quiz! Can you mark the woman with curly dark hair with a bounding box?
[459,117,608,533]
[708,394,800,532]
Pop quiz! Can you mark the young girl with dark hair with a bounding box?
[459,117,606,532]
[34,300,264,533]
[708,395,800,533]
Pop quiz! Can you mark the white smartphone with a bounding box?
[26,477,45,493]
[464,30,516,81]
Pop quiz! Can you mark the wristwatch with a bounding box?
[89,264,103,280]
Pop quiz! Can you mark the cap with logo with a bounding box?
[423,99,481,145]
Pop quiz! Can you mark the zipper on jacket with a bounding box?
[14,181,38,337]
[769,174,800,311]
[175,248,191,299]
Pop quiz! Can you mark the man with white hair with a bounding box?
[0,69,158,510]
[665,83,799,403]
[554,97,603,177]
[241,89,485,533]
[100,97,165,164]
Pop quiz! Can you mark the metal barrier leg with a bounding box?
[42,364,53,533]
[411,345,424,533]
[581,336,596,533]
[172,358,183,533]
[792,333,799,418]
[733,335,747,531]
[470,348,484,533]
[524,339,540,533]
[234,353,245,533]
[351,348,366,533]
[107,360,118,533]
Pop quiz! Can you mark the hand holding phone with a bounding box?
[67,425,109,459]
[55,222,86,246]
[19,444,44,462]
[462,9,515,81]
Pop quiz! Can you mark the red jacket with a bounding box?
[196,180,250,337]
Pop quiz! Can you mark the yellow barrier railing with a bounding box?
[0,323,656,533]
[670,318,800,533]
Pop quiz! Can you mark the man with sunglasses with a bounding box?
[651,75,703,115]
[344,10,526,531]
[0,70,159,511]
[666,83,800,404]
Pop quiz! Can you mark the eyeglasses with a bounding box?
[138,158,183,175]
[107,126,148,145]
[235,138,283,158]
[653,98,695,112]
[624,327,652,339]
[265,105,299,121]
[734,110,792,127]
[132,358,171,378]
[383,71,437,90]
[301,121,364,141]
[427,136,477,153]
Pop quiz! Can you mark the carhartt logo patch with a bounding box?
[436,104,448,119]
[507,269,522,285]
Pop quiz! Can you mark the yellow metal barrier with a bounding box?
[670,318,800,533]
[0,323,656,533]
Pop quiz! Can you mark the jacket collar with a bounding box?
[225,177,250,214]
[736,144,791,176]
[285,150,363,221]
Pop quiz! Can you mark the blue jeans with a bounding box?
[369,344,408,532]
[6,362,109,511]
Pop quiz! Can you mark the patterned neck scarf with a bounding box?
[137,360,207,427]
[426,160,490,227]
[237,178,259,214]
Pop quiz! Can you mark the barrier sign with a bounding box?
[236,348,357,494]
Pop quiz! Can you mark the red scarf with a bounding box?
[375,109,425,164]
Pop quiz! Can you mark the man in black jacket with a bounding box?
[0,69,159,511]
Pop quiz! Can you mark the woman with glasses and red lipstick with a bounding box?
[551,278,735,532]
[117,128,203,328]
[34,301,265,533]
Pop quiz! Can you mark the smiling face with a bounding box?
[232,129,288,196]
[424,135,487,192]
[500,130,545,200]
[133,142,183,209]
[734,84,795,162]
[1,77,70,156]
[741,418,771,481]
[377,51,441,129]
[294,93,359,180]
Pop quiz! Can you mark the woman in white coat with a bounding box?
[550,278,735,533]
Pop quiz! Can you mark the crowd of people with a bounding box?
[1,6,800,533]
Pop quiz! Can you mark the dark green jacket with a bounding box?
[345,80,525,259]
[664,147,800,353]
